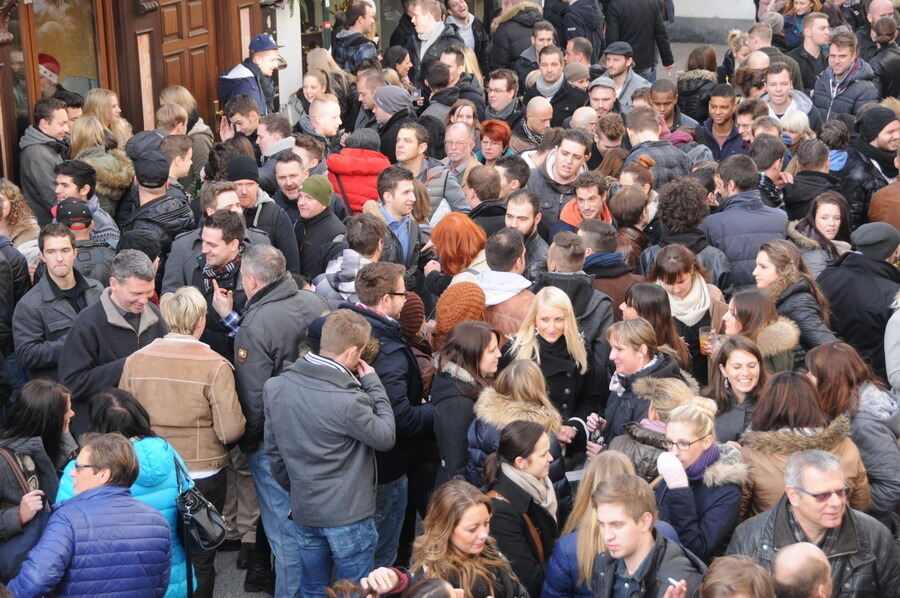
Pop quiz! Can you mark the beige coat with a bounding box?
[119,334,246,472]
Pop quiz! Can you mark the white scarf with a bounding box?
[501,462,558,521]
[659,274,710,327]
[418,22,445,61]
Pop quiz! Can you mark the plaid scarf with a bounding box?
[786,504,840,555]
[201,251,242,293]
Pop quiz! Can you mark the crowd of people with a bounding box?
[1,0,900,596]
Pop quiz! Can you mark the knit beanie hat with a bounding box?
[398,291,426,338]
[226,155,260,183]
[299,174,333,207]
[850,222,900,261]
[857,106,899,143]
[435,282,486,336]
[374,86,412,114]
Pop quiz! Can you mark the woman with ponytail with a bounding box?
[483,421,558,598]
[655,398,747,561]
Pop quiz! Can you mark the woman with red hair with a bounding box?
[475,120,513,167]
[426,212,488,296]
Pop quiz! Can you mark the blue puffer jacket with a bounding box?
[699,189,787,288]
[57,437,194,598]
[8,485,171,597]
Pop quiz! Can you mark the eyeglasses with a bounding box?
[387,291,408,298]
[73,463,98,471]
[795,486,851,503]
[664,435,710,451]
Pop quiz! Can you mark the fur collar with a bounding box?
[787,220,852,254]
[497,1,541,24]
[79,148,135,194]
[755,317,801,358]
[436,358,476,385]
[677,69,717,83]
[474,388,562,434]
[703,442,749,487]
[740,415,851,454]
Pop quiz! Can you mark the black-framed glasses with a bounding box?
[664,435,710,451]
[795,485,851,503]
[387,291,408,297]
[73,463,98,471]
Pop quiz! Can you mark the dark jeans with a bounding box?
[190,469,227,598]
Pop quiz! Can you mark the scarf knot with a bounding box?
[535,75,564,99]
[684,443,720,481]
[201,250,242,293]
[499,462,558,521]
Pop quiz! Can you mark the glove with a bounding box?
[657,452,689,489]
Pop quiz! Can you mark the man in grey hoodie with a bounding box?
[19,97,70,225]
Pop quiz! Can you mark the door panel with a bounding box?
[160,0,216,127]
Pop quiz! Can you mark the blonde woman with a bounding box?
[361,480,524,598]
[0,178,40,248]
[83,88,133,149]
[511,287,597,453]
[159,85,213,191]
[542,451,681,598]
[608,377,697,482]
[466,361,566,494]
[307,48,356,124]
[655,400,747,560]
[780,110,815,158]
[69,115,134,215]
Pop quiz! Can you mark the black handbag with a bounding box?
[0,448,51,582]
[173,457,227,554]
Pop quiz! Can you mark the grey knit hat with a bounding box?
[588,76,616,92]
[374,85,411,114]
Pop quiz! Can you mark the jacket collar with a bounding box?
[99,287,161,335]
[770,494,867,562]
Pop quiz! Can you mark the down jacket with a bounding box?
[726,495,900,598]
[604,352,685,440]
[490,2,544,70]
[739,416,871,518]
[57,437,192,598]
[849,382,900,526]
[676,69,717,124]
[654,443,747,561]
[774,279,836,362]
[8,485,171,598]
[327,147,392,214]
[466,387,565,492]
[811,59,880,120]
[699,190,787,288]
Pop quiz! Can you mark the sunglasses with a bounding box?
[795,485,851,503]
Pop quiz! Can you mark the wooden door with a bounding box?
[159,0,218,129]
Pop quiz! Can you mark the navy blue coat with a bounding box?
[697,119,746,162]
[699,190,787,288]
[605,352,683,440]
[8,485,171,598]
[653,445,746,562]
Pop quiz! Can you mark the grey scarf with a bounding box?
[486,98,518,122]
[418,23,445,60]
[535,75,564,99]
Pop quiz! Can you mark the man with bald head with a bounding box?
[443,122,478,185]
[856,0,895,62]
[745,50,771,71]
[773,543,832,598]
[510,96,553,153]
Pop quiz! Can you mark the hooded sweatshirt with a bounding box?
[475,270,532,306]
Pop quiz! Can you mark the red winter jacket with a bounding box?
[326,148,392,214]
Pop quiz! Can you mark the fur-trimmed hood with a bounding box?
[787,220,852,253]
[677,69,717,84]
[434,357,476,385]
[75,146,135,195]
[474,387,562,434]
[623,421,668,449]
[703,442,749,487]
[497,0,542,24]
[755,316,801,358]
[740,415,851,454]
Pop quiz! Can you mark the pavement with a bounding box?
[208,38,728,598]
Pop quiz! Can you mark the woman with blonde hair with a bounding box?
[541,451,681,598]
[83,88,133,148]
[608,377,697,482]
[655,399,746,560]
[0,178,40,249]
[466,361,566,496]
[69,115,134,215]
[307,48,356,125]
[361,480,524,598]
[511,287,599,454]
[780,110,815,158]
[601,318,686,441]
[753,239,835,363]
[717,29,752,84]
[461,46,485,90]
[159,85,214,192]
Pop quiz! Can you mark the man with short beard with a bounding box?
[272,152,309,224]
[504,189,548,281]
[526,128,592,233]
[443,122,478,185]
[510,96,553,153]
[601,42,650,115]
[843,106,900,228]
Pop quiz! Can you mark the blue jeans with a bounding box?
[246,447,303,598]
[296,518,377,598]
[373,475,408,567]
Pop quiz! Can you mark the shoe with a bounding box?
[236,542,253,569]
[243,550,275,594]
[218,538,242,552]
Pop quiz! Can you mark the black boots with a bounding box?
[242,548,275,594]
